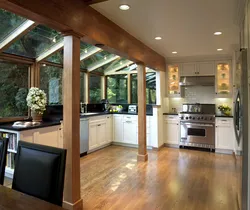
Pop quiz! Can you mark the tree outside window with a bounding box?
[89,74,101,103]
[107,75,127,103]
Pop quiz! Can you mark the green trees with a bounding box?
[107,75,127,103]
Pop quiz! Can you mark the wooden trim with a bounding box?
[0,0,166,71]
[63,35,82,207]
[127,73,131,103]
[80,47,102,61]
[88,55,120,72]
[0,53,34,64]
[137,63,147,161]
[0,20,36,52]
[36,41,64,62]
[41,61,63,68]
[0,117,29,123]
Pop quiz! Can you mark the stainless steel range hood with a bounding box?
[179,76,215,86]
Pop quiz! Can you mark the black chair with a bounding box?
[12,141,67,206]
[0,138,9,185]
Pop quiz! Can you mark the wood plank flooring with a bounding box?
[80,146,240,210]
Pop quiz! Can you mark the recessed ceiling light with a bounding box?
[172,51,178,54]
[214,32,222,35]
[217,48,223,51]
[119,4,130,10]
[155,37,162,40]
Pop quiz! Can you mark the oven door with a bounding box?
[180,122,215,145]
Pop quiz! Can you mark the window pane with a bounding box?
[131,74,137,104]
[89,74,101,103]
[107,75,127,103]
[46,49,63,64]
[146,72,156,104]
[5,25,62,58]
[0,61,29,117]
[40,65,63,105]
[80,72,85,102]
[0,9,27,42]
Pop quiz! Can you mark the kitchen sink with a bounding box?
[80,112,99,116]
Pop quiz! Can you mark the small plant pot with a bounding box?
[31,111,43,122]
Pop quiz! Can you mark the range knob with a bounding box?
[189,116,192,119]
[197,117,200,120]
[210,117,213,120]
[204,117,207,120]
[200,117,204,120]
[192,117,196,120]
[181,116,184,120]
[185,117,188,120]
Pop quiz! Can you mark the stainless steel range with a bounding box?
[179,104,215,150]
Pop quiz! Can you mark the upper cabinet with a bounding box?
[167,64,181,97]
[215,61,232,97]
[181,62,215,76]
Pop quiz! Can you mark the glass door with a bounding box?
[216,62,231,96]
[168,65,180,96]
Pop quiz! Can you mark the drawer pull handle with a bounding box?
[221,120,228,122]
[98,124,101,126]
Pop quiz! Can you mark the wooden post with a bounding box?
[127,73,131,103]
[30,62,40,87]
[63,34,83,210]
[137,63,148,161]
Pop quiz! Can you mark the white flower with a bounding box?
[27,87,47,114]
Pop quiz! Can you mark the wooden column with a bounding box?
[30,62,40,87]
[63,34,83,210]
[127,73,131,103]
[137,63,148,161]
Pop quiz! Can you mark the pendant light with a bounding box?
[119,0,130,11]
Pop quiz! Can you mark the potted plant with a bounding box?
[26,87,47,122]
[218,104,231,116]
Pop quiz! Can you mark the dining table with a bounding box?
[0,185,66,210]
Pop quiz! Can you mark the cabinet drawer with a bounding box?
[216,118,232,127]
[164,115,179,121]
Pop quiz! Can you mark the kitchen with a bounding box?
[0,0,248,210]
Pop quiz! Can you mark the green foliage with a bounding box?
[107,75,127,103]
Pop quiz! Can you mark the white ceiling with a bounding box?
[92,0,239,60]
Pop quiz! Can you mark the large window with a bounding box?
[89,74,101,103]
[0,61,29,118]
[40,65,63,105]
[131,73,156,104]
[107,75,127,103]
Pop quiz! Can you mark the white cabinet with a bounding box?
[113,115,123,142]
[181,63,196,76]
[123,115,138,145]
[215,118,234,152]
[197,62,215,76]
[88,118,107,151]
[89,122,98,150]
[164,115,180,146]
[105,115,113,143]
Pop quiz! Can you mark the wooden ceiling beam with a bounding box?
[80,47,102,61]
[0,20,36,52]
[36,40,64,62]
[105,60,133,75]
[88,55,120,72]
[0,0,166,71]
[82,0,109,5]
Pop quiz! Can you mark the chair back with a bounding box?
[0,138,9,185]
[12,141,67,206]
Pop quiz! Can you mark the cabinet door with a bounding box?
[215,61,231,97]
[216,126,234,150]
[113,116,123,142]
[89,123,98,150]
[97,123,107,146]
[181,63,196,76]
[197,62,215,76]
[123,121,137,144]
[106,116,113,143]
[164,121,179,145]
[35,126,59,147]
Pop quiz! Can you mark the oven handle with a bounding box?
[181,122,214,127]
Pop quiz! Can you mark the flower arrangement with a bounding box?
[218,104,231,116]
[26,87,47,115]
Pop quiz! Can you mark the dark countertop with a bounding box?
[215,115,233,118]
[163,113,179,116]
[0,121,61,132]
[0,112,153,132]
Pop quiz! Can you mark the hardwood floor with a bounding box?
[80,146,240,210]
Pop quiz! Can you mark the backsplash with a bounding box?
[167,86,233,114]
